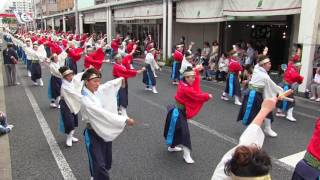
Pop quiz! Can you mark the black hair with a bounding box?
[224,145,271,177]
[204,41,210,47]
[81,68,101,81]
[7,43,13,48]
[58,66,70,75]
[185,50,192,58]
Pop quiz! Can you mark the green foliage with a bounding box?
[2,18,16,24]
[165,56,173,67]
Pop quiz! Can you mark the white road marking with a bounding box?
[18,71,76,180]
[129,92,294,172]
[279,151,306,167]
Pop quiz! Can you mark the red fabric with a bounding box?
[84,48,104,70]
[50,43,62,55]
[175,69,210,119]
[307,118,320,160]
[68,48,83,62]
[111,39,120,54]
[31,36,37,43]
[68,34,74,41]
[81,34,87,41]
[112,63,138,79]
[122,54,133,70]
[127,42,134,54]
[75,35,80,41]
[37,37,46,45]
[173,50,183,62]
[228,58,243,74]
[290,54,300,63]
[62,39,68,49]
[284,63,304,84]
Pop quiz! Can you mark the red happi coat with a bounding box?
[175,70,210,119]
[111,39,120,54]
[228,58,243,75]
[284,63,304,84]
[84,48,104,70]
[122,54,133,70]
[68,47,83,63]
[126,42,134,54]
[307,118,320,160]
[112,62,138,80]
[173,50,183,62]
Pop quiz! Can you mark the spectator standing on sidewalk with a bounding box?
[2,43,19,86]
[310,67,320,102]
[215,52,229,82]
[201,42,212,81]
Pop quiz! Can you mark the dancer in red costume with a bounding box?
[164,65,213,164]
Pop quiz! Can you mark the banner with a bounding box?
[13,10,33,24]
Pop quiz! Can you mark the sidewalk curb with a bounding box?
[0,62,12,179]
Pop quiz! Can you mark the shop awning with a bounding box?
[84,10,107,24]
[223,0,301,16]
[176,0,226,23]
[114,3,163,21]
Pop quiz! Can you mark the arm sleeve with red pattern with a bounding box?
[307,119,320,160]
[173,50,184,62]
[113,65,137,78]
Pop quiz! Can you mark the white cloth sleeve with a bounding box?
[211,124,265,180]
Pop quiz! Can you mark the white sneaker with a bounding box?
[33,82,38,86]
[152,86,158,94]
[316,98,320,102]
[168,146,182,152]
[275,112,286,117]
[234,101,242,106]
[264,128,278,137]
[72,137,79,142]
[145,87,152,91]
[183,147,195,164]
[7,124,14,130]
[221,96,229,101]
[286,115,297,122]
[50,103,58,108]
[310,96,316,100]
[66,134,73,147]
[27,71,31,77]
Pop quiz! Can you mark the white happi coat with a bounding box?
[145,52,159,73]
[81,77,127,142]
[249,64,283,99]
[60,72,84,114]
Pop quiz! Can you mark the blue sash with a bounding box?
[171,61,177,80]
[242,90,256,125]
[47,77,53,100]
[282,85,289,112]
[84,129,94,176]
[229,74,234,96]
[58,112,65,133]
[166,108,179,145]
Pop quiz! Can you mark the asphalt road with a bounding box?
[2,48,320,180]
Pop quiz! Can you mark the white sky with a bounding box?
[0,0,10,13]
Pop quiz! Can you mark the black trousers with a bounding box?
[84,128,112,180]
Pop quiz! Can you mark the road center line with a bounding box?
[279,150,306,167]
[18,70,76,180]
[129,91,295,172]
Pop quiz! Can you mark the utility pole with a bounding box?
[40,0,43,31]
[32,0,37,30]
[74,0,79,34]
